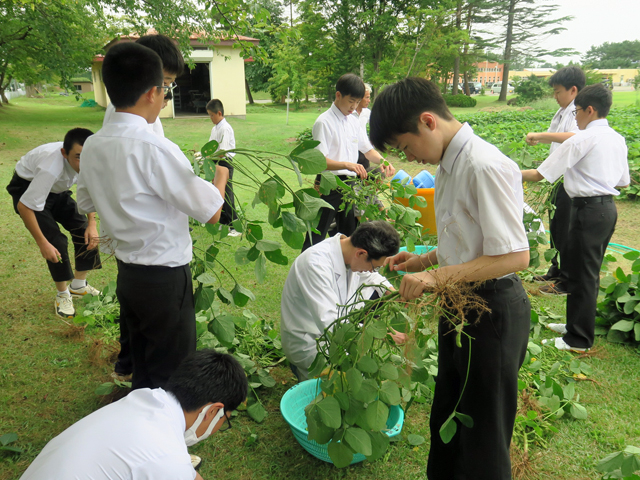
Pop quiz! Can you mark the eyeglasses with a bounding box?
[368,258,382,273]
[156,82,177,95]
[218,412,232,432]
[572,107,583,116]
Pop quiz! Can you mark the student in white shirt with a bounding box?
[281,221,403,380]
[370,78,531,480]
[102,34,185,138]
[302,74,395,251]
[77,42,229,390]
[525,66,585,295]
[522,84,630,352]
[206,99,240,236]
[20,349,248,480]
[6,129,101,319]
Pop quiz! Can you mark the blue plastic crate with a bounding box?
[280,379,404,465]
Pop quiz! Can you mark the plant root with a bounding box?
[88,337,119,367]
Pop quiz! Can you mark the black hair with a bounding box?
[165,349,248,413]
[350,221,400,260]
[369,77,453,152]
[574,83,612,118]
[548,66,586,92]
[62,128,93,153]
[336,73,365,99]
[206,99,224,116]
[102,42,163,108]
[136,35,184,77]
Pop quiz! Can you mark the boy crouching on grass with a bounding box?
[521,83,630,353]
[6,128,102,319]
[370,77,531,480]
[77,42,229,390]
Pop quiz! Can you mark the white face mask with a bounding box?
[184,404,225,447]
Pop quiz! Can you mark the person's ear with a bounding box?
[335,91,342,102]
[419,112,436,131]
[145,86,159,104]
[203,402,225,421]
[60,148,68,160]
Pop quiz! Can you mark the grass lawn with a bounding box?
[0,94,639,480]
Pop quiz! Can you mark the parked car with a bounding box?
[472,82,483,92]
[490,82,515,94]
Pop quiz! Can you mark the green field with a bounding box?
[0,94,639,480]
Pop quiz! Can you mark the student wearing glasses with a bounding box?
[20,350,248,480]
[280,221,405,381]
[77,42,229,390]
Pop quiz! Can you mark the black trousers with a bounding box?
[7,172,101,282]
[546,182,571,284]
[563,196,617,348]
[116,261,196,390]
[302,176,357,252]
[219,159,237,226]
[427,275,531,480]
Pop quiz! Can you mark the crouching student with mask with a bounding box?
[20,350,248,480]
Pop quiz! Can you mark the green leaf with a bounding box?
[264,249,289,265]
[407,434,425,446]
[366,431,390,461]
[211,315,235,346]
[195,286,216,312]
[0,433,18,446]
[611,319,635,332]
[294,190,333,221]
[335,392,350,411]
[234,246,251,266]
[290,140,321,157]
[563,382,575,402]
[621,454,640,476]
[201,139,220,157]
[596,451,625,473]
[246,223,263,243]
[258,178,285,205]
[569,402,588,420]
[95,382,115,395]
[365,400,389,431]
[282,229,305,249]
[455,412,474,428]
[379,363,399,380]
[318,170,338,195]
[316,396,342,430]
[353,378,379,403]
[255,239,281,252]
[217,287,234,305]
[367,320,387,339]
[346,367,363,394]
[196,272,218,285]
[205,245,219,262]
[259,374,276,388]
[247,402,267,423]
[357,355,378,374]
[307,405,335,444]
[623,250,640,261]
[615,267,630,283]
[291,146,327,175]
[343,427,372,456]
[327,441,354,468]
[439,414,457,444]
[281,211,307,232]
[379,381,401,405]
[232,283,255,307]
[255,254,267,283]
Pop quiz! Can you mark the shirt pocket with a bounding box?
[440,211,468,258]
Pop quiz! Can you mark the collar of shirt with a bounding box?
[330,103,348,123]
[586,118,609,129]
[110,111,153,128]
[327,234,348,295]
[440,123,473,174]
[214,117,229,130]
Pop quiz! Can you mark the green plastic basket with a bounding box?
[280,379,404,464]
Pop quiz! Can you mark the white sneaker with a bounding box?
[69,283,101,298]
[190,454,202,471]
[547,323,568,335]
[55,293,76,318]
[541,337,588,352]
[227,228,242,237]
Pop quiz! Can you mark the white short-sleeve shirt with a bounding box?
[104,102,165,138]
[352,107,371,132]
[209,117,236,159]
[77,112,224,266]
[313,103,374,177]
[435,123,529,268]
[281,234,390,369]
[20,388,195,480]
[14,142,78,211]
[548,100,579,154]
[537,119,629,198]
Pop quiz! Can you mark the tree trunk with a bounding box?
[245,78,254,105]
[0,88,8,105]
[500,0,517,102]
[451,1,463,95]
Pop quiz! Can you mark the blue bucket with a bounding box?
[391,169,412,185]
[280,379,404,465]
[413,170,435,189]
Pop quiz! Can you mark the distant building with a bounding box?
[593,68,639,85]
[92,33,259,119]
[71,80,94,94]
[509,68,556,80]
[473,61,503,85]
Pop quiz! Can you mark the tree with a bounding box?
[479,0,574,102]
[582,40,640,69]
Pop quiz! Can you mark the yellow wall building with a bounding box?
[594,69,639,85]
[92,34,259,119]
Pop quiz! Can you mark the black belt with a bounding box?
[571,195,613,206]
[475,273,519,292]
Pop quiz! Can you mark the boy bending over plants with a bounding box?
[370,77,531,480]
